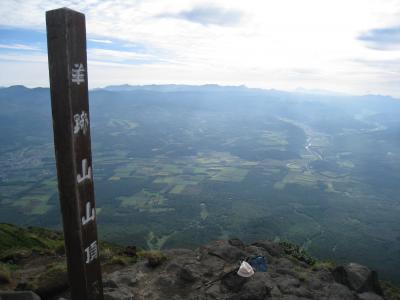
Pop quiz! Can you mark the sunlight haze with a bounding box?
[0,0,399,96]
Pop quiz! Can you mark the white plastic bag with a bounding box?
[237,261,254,277]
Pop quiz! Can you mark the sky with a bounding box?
[0,0,400,97]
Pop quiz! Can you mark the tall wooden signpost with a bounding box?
[46,8,104,299]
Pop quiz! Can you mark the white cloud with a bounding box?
[0,53,47,63]
[88,38,113,44]
[156,5,243,26]
[0,60,48,87]
[0,44,40,51]
[0,0,400,96]
[88,48,156,62]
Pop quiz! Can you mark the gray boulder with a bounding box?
[321,282,356,300]
[333,263,383,295]
[252,241,285,257]
[0,291,41,300]
[103,286,134,300]
[220,270,247,292]
[204,240,247,263]
[234,273,274,300]
[357,292,384,300]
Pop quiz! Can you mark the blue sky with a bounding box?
[0,0,400,97]
[358,26,400,50]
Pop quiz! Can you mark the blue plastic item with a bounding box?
[249,256,268,272]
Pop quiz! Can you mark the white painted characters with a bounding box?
[71,63,85,85]
[84,241,98,264]
[77,159,92,183]
[82,201,95,226]
[73,111,89,135]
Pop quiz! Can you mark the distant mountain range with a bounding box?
[2,84,398,102]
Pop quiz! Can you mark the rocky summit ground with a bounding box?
[81,239,392,300]
[1,226,399,300]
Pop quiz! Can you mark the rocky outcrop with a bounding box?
[0,291,41,300]
[333,263,383,296]
[99,239,386,300]
[2,238,393,300]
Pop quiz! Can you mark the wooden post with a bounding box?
[46,8,104,299]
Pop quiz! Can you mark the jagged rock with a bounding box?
[34,269,69,298]
[177,265,198,283]
[277,277,301,295]
[333,263,383,295]
[357,292,384,300]
[103,279,119,289]
[270,285,282,297]
[146,252,167,268]
[276,267,298,277]
[205,240,247,263]
[0,291,41,300]
[278,296,310,300]
[220,270,247,292]
[307,277,323,290]
[228,238,246,249]
[122,246,137,257]
[50,239,395,300]
[322,282,356,300]
[275,257,295,270]
[204,284,221,299]
[316,268,335,283]
[14,264,69,299]
[104,286,134,300]
[0,250,32,264]
[252,241,285,257]
[232,273,273,300]
[244,245,270,261]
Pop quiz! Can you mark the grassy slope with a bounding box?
[0,223,136,295]
[0,223,124,258]
[0,223,64,259]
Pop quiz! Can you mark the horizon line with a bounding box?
[0,83,398,100]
